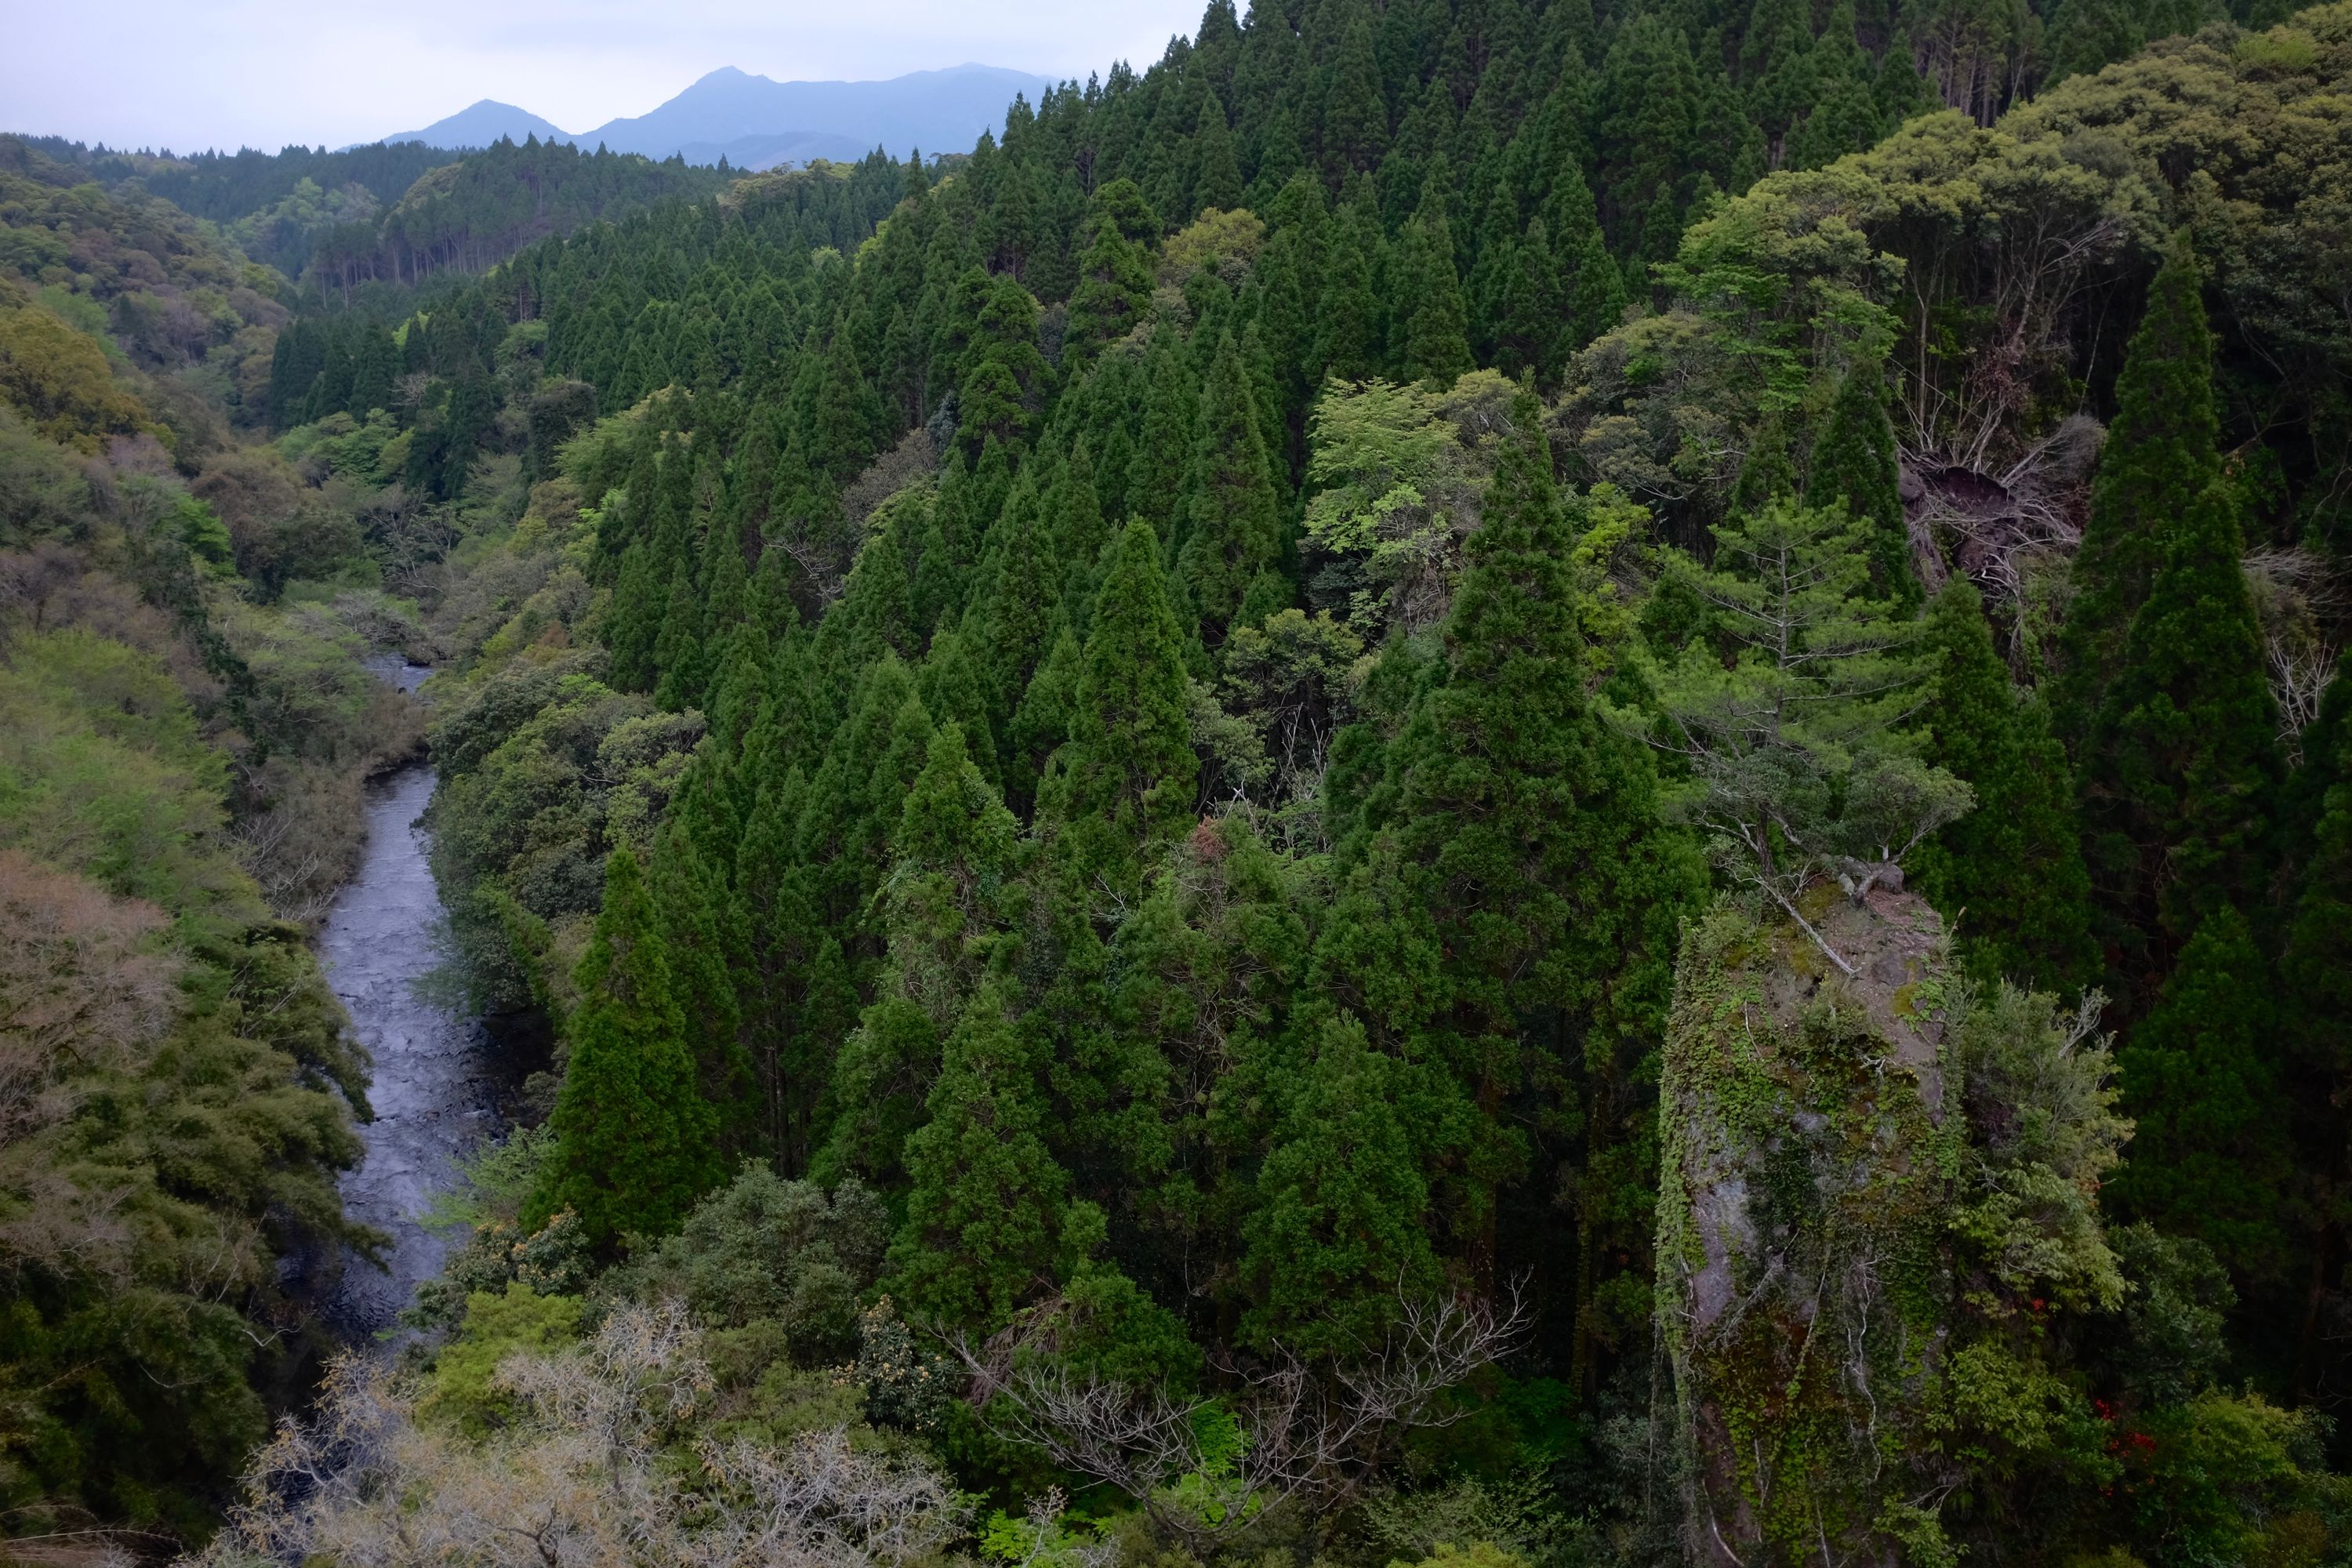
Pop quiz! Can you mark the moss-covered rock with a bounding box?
[1657,891,1958,1566]
[1657,884,2134,1565]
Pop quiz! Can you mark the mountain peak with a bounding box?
[369,64,1058,166]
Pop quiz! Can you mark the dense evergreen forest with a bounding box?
[7,0,2352,1559]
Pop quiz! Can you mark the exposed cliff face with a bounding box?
[1656,884,2131,1566]
[1656,887,1963,1567]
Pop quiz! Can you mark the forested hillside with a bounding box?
[9,0,2352,1559]
[0,221,423,1553]
[9,132,732,308]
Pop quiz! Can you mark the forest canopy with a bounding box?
[7,0,2352,1562]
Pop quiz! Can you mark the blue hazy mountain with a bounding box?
[370,64,1055,169]
[578,65,1054,163]
[376,100,571,151]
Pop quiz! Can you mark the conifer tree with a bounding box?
[1492,216,1562,384]
[1065,215,1154,365]
[652,558,706,710]
[1128,333,1197,537]
[2079,478,2281,1004]
[821,724,1023,1189]
[2054,241,2222,744]
[2279,663,2352,1377]
[1178,329,1286,639]
[2110,905,2292,1282]
[1241,1013,1443,1353]
[645,818,757,1145]
[1806,356,1917,608]
[916,625,1000,791]
[1190,87,1246,215]
[1546,163,1625,351]
[1042,521,1199,884]
[1596,15,1704,258]
[889,988,1069,1329]
[974,477,1060,742]
[1007,624,1085,800]
[1392,167,1474,386]
[608,539,665,691]
[1044,441,1110,617]
[1909,579,2100,991]
[1316,201,1383,383]
[531,849,722,1249]
[1329,387,1702,1343]
[916,450,976,630]
[1316,5,1390,179]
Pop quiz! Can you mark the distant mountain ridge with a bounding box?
[376,100,570,151]
[372,64,1054,170]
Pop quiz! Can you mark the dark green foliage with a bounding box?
[1805,357,1915,607]
[610,1163,888,1360]
[1910,579,2100,991]
[1391,168,1475,385]
[2078,479,2281,1006]
[2111,905,2292,1282]
[285,11,2352,1555]
[1177,329,1284,637]
[888,989,1069,1330]
[1065,215,1153,364]
[1040,520,1198,882]
[1319,387,1702,1373]
[531,849,723,1249]
[1242,1013,1442,1353]
[2055,241,2223,744]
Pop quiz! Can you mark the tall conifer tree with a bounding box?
[1322,387,1701,1377]
[2054,241,2222,744]
[1178,329,1286,640]
[1909,579,2100,991]
[1806,356,1917,608]
[532,849,723,1248]
[2079,479,2281,1005]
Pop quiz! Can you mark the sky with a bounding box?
[4,0,1211,154]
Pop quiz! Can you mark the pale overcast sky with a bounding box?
[4,0,1212,153]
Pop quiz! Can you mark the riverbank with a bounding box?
[314,663,502,1338]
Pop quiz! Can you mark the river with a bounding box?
[314,660,502,1337]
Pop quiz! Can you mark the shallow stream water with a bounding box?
[314,661,501,1336]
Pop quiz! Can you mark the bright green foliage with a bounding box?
[2078,479,2281,1003]
[2111,905,2292,1281]
[420,1283,584,1436]
[531,848,722,1249]
[1627,497,1970,964]
[1909,579,2100,991]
